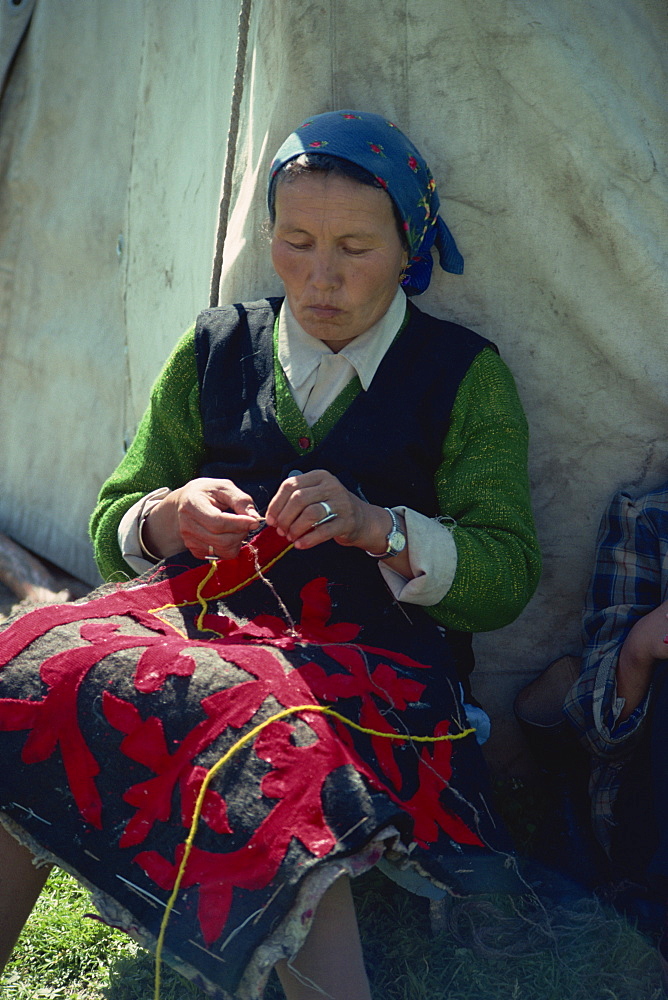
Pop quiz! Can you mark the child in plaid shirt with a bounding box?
[565,483,668,929]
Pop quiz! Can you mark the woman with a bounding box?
[0,111,540,999]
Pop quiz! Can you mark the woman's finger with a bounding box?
[274,490,347,540]
[182,518,252,561]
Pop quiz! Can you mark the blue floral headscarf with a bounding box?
[268,110,463,296]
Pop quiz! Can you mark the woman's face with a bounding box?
[271,173,408,351]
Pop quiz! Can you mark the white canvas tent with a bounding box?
[1,0,666,770]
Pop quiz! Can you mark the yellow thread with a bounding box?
[153,703,474,1000]
[148,542,296,637]
[194,560,219,631]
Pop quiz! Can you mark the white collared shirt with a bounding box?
[278,287,407,425]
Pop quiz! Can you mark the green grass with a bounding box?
[0,869,199,1000]
[350,871,663,1000]
[1,865,663,1000]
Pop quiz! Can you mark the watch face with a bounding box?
[388,529,406,554]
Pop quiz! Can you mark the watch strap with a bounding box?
[365,507,406,560]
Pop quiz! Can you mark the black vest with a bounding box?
[195,298,493,515]
[195,298,494,698]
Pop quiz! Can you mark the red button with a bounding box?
[298,436,310,449]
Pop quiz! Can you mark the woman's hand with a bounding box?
[616,599,668,720]
[142,478,261,562]
[265,470,413,576]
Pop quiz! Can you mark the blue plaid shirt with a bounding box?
[564,483,668,851]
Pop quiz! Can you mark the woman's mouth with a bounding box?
[307,304,342,319]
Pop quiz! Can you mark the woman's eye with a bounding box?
[343,247,369,256]
[286,241,311,251]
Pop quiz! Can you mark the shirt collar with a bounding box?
[278,287,407,392]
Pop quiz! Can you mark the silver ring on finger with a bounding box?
[311,500,338,528]
[205,545,217,562]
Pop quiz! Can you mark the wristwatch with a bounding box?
[366,507,406,560]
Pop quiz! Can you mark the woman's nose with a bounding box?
[310,251,339,289]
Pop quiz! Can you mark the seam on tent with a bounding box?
[209,0,254,308]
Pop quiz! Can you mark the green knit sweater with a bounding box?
[90,323,540,632]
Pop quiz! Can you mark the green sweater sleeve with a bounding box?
[425,346,541,632]
[89,326,205,581]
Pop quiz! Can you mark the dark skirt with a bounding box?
[0,527,513,998]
